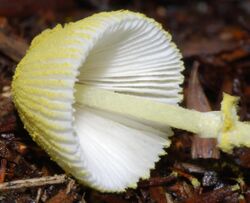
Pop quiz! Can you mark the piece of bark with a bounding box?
[0,0,75,17]
[221,48,250,63]
[46,188,76,203]
[0,115,16,133]
[138,175,175,203]
[191,137,220,159]
[186,61,220,159]
[146,174,172,203]
[90,192,129,203]
[233,148,250,168]
[186,62,211,114]
[174,162,206,174]
[0,31,28,62]
[167,181,194,201]
[184,186,239,203]
[149,186,168,203]
[180,38,237,58]
[0,159,7,183]
[139,175,176,188]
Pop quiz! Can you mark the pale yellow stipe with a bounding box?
[75,84,250,153]
[75,84,221,137]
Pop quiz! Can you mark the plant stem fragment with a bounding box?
[0,174,67,191]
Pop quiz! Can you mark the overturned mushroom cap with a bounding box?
[12,10,184,192]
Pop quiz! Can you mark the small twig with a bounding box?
[0,174,67,191]
[80,193,87,203]
[46,187,75,203]
[172,168,200,189]
[35,188,42,203]
[149,186,168,203]
[138,175,176,188]
[66,178,75,194]
[0,159,7,183]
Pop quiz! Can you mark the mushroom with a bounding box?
[12,10,250,192]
